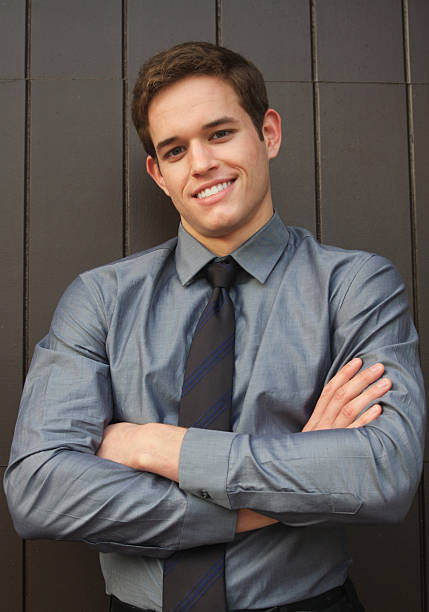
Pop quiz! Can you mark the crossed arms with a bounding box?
[97,357,390,533]
[4,253,426,554]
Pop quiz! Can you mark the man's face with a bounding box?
[146,75,281,253]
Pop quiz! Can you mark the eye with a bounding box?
[165,145,185,159]
[211,129,232,140]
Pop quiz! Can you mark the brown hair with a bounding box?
[131,41,269,158]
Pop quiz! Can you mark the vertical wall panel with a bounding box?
[420,462,429,612]
[31,0,122,78]
[127,0,216,79]
[0,467,22,612]
[347,499,421,611]
[127,0,216,253]
[408,0,429,83]
[129,128,179,253]
[267,83,316,232]
[26,541,108,612]
[28,80,123,351]
[222,0,311,81]
[318,84,412,289]
[316,0,404,82]
[26,6,124,608]
[0,81,25,464]
[413,84,429,461]
[0,0,25,78]
[0,3,26,610]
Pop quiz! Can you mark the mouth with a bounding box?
[193,179,235,199]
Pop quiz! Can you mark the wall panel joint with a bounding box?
[310,0,321,242]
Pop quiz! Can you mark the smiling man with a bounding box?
[145,74,277,254]
[5,42,425,612]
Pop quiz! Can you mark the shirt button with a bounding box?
[201,490,211,499]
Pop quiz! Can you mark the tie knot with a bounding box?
[206,257,237,289]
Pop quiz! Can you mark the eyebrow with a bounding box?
[156,135,179,153]
[202,116,238,129]
[155,116,239,153]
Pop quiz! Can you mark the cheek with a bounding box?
[161,170,186,198]
[236,139,266,172]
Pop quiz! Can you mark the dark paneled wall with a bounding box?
[1,1,427,610]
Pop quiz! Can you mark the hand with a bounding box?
[236,508,277,533]
[96,422,186,481]
[303,358,391,432]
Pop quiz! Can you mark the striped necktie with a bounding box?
[162,256,237,612]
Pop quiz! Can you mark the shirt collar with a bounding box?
[175,211,289,286]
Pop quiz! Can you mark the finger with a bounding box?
[303,358,363,431]
[319,358,363,405]
[347,404,382,429]
[333,377,391,428]
[315,362,385,429]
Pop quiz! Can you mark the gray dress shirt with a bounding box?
[5,212,425,611]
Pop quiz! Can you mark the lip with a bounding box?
[191,178,236,199]
[191,179,236,206]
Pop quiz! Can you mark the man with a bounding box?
[5,42,425,612]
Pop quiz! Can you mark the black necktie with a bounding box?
[162,257,237,612]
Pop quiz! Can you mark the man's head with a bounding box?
[132,41,269,159]
[132,42,281,255]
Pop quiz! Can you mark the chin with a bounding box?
[200,221,238,238]
[204,212,242,234]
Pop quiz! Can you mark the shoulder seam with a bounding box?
[77,273,111,331]
[102,242,176,268]
[337,253,376,313]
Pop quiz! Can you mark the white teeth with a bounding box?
[196,181,232,199]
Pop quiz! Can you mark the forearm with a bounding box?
[115,361,423,528]
[98,422,186,482]
[5,439,237,555]
[97,422,277,534]
[4,344,237,555]
[99,413,422,532]
[112,359,394,528]
[179,413,423,526]
[130,418,420,528]
[177,351,424,525]
[236,508,278,532]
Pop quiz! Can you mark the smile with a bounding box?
[195,181,233,199]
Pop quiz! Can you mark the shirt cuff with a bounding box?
[179,428,237,510]
[181,491,237,549]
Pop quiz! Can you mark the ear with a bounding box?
[262,108,282,160]
[146,155,171,197]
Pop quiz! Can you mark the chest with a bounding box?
[107,272,333,433]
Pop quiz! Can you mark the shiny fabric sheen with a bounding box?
[4,212,425,612]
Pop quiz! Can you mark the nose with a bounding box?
[189,141,218,176]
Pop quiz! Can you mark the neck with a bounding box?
[182,208,274,256]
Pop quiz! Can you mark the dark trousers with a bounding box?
[109,578,365,612]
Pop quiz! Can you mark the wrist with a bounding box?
[140,422,187,482]
[236,508,278,533]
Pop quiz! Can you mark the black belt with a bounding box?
[110,578,359,612]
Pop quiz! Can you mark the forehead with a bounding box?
[147,75,248,139]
